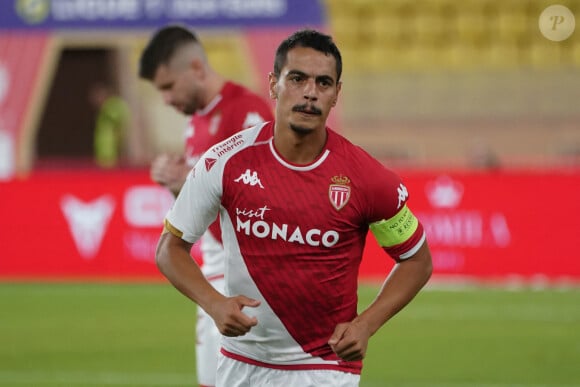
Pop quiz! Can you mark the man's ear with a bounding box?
[190,58,205,77]
[332,81,342,107]
[268,72,278,99]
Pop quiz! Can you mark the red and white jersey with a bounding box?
[166,122,426,374]
[183,81,273,279]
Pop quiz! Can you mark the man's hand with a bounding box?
[328,243,432,362]
[328,320,372,361]
[208,295,261,337]
[150,153,190,196]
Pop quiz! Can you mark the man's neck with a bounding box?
[202,72,226,109]
[273,125,327,165]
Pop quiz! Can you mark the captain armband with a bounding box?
[369,205,419,248]
[163,219,184,238]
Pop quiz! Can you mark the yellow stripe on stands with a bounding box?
[163,219,183,239]
[369,205,418,247]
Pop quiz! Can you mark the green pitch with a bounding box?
[0,282,578,386]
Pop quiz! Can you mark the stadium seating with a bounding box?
[322,0,580,168]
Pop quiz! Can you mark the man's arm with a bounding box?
[329,241,432,361]
[156,230,261,336]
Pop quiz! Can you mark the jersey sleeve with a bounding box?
[164,153,223,244]
[363,158,426,261]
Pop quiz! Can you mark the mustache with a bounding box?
[292,104,322,115]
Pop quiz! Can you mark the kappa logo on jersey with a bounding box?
[329,175,351,211]
[205,158,217,171]
[60,194,115,259]
[397,183,409,209]
[234,169,264,188]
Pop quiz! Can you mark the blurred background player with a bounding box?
[138,25,274,387]
[89,81,130,168]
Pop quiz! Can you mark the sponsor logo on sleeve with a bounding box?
[210,134,244,158]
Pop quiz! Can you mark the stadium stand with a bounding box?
[323,0,580,168]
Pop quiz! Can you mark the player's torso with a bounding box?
[223,142,367,259]
[220,137,369,357]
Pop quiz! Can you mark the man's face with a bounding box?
[152,60,201,116]
[269,46,341,134]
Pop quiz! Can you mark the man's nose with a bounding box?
[303,79,318,101]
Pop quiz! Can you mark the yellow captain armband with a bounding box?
[369,205,419,248]
[163,219,184,238]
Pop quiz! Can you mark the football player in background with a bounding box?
[139,25,274,387]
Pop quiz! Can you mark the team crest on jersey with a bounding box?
[329,175,351,211]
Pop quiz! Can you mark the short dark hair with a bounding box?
[139,25,200,80]
[273,29,342,82]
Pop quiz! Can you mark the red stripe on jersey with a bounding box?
[206,274,225,282]
[385,225,426,262]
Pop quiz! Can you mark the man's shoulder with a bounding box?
[223,82,270,107]
[328,128,367,157]
[328,128,396,175]
[225,81,259,96]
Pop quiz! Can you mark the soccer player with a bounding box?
[139,25,274,387]
[156,29,433,387]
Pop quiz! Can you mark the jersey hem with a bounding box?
[220,348,362,375]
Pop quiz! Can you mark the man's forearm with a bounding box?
[156,232,224,311]
[355,242,433,336]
